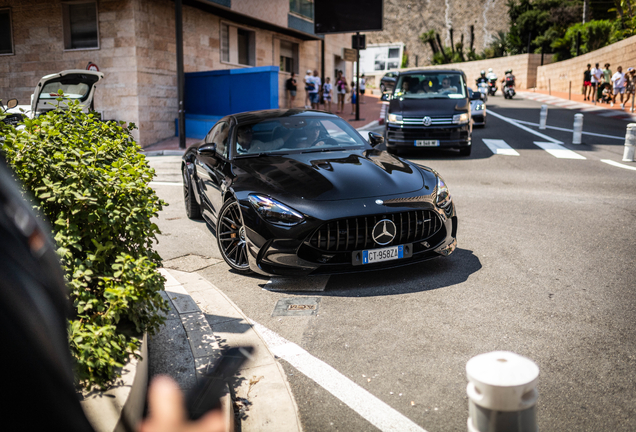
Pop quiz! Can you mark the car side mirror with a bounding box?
[368,132,384,147]
[380,93,391,102]
[197,143,217,156]
[6,99,18,109]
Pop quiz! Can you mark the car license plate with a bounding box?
[415,140,440,147]
[363,245,403,264]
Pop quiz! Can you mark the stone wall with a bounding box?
[368,0,510,68]
[536,35,636,93]
[364,53,554,91]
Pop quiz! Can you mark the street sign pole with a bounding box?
[356,32,360,121]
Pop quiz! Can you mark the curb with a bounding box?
[517,91,636,121]
[141,149,186,157]
[156,268,301,432]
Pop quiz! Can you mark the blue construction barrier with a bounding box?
[176,66,279,139]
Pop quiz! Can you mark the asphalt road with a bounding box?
[148,93,636,432]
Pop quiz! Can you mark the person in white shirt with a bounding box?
[309,70,321,110]
[359,74,366,104]
[611,65,627,108]
[303,70,313,108]
[322,77,332,112]
[591,63,602,103]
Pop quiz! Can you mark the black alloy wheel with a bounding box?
[183,168,201,220]
[217,200,251,273]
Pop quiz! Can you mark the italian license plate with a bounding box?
[415,140,440,147]
[363,245,403,264]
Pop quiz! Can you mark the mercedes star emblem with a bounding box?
[422,116,432,126]
[372,219,397,246]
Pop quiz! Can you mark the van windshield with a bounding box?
[394,73,466,99]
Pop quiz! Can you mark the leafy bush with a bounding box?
[551,20,614,60]
[0,95,168,388]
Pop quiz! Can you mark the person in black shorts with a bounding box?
[286,72,297,109]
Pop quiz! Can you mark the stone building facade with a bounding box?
[0,0,353,147]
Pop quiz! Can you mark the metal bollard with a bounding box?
[539,105,548,130]
[573,113,584,144]
[467,351,540,432]
[623,123,636,162]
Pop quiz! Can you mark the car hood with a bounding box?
[232,149,426,201]
[389,97,467,116]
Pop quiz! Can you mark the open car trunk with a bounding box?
[29,69,104,117]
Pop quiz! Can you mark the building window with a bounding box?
[289,0,313,20]
[63,1,99,50]
[220,23,255,66]
[0,9,13,55]
[279,40,298,74]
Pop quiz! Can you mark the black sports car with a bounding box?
[182,109,457,276]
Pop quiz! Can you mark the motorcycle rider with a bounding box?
[476,70,488,85]
[486,68,498,95]
[486,68,497,81]
[502,69,516,98]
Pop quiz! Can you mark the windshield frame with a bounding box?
[393,72,467,100]
[231,115,371,159]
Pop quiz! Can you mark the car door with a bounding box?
[195,122,228,218]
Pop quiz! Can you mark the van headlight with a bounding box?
[452,113,470,124]
[435,176,452,209]
[388,113,403,124]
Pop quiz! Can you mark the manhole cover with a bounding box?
[272,297,320,317]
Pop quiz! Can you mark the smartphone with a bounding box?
[185,346,254,420]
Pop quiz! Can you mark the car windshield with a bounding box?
[394,73,467,99]
[234,116,368,156]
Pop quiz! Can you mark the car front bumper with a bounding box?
[385,123,471,149]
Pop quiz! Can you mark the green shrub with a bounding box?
[0,95,168,388]
[551,20,614,60]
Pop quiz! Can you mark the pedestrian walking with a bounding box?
[611,65,627,108]
[624,67,635,108]
[285,72,297,109]
[359,73,366,104]
[303,70,313,108]
[591,63,602,102]
[322,77,332,112]
[335,71,348,114]
[583,64,592,101]
[349,80,357,115]
[309,70,321,110]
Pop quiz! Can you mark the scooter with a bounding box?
[0,99,24,127]
[503,83,516,99]
[488,78,498,96]
[477,82,489,102]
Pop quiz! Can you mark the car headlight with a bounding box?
[248,194,304,226]
[473,103,484,111]
[435,176,452,209]
[388,113,403,124]
[452,113,470,124]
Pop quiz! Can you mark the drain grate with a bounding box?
[272,297,320,317]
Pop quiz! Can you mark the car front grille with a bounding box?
[402,116,453,125]
[306,210,443,253]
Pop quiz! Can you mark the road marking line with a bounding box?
[252,321,428,432]
[600,159,636,171]
[150,181,183,186]
[513,119,623,140]
[488,110,563,144]
[482,139,520,156]
[533,141,586,159]
[598,111,622,117]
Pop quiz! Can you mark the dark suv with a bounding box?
[382,70,472,156]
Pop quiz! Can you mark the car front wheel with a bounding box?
[217,199,252,274]
[183,168,202,220]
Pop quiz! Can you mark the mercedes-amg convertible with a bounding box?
[182,109,457,276]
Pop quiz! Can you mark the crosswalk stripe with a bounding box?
[600,159,636,171]
[533,142,586,159]
[482,139,520,156]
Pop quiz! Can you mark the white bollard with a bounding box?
[572,113,584,144]
[467,351,539,432]
[539,105,548,130]
[623,123,636,162]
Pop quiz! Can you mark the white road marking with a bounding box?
[533,142,586,159]
[482,139,520,156]
[600,159,636,171]
[488,110,563,144]
[252,321,428,432]
[513,119,623,140]
[150,181,183,186]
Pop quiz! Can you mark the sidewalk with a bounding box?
[149,268,301,432]
[520,88,636,121]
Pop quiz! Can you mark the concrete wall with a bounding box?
[536,35,636,93]
[364,54,554,91]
